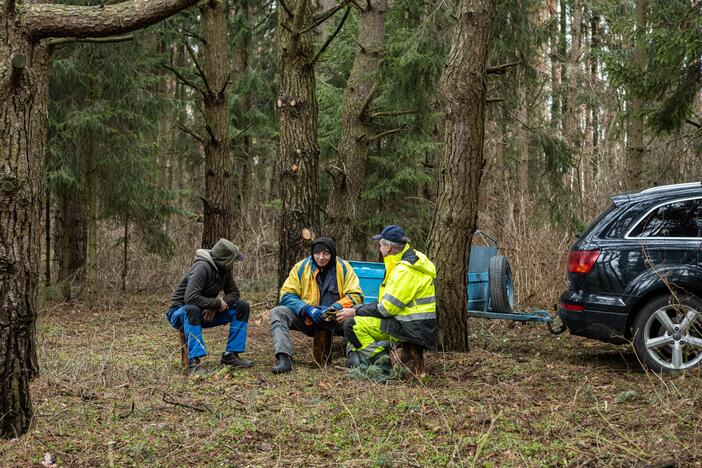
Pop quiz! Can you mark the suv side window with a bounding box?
[629,198,702,238]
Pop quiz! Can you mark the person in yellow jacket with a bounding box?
[337,225,437,367]
[270,237,363,373]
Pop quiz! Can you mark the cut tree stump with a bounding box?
[400,342,425,378]
[178,329,188,369]
[313,329,333,367]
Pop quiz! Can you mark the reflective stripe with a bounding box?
[359,341,385,357]
[377,302,392,317]
[382,293,408,309]
[394,312,436,322]
[414,296,436,305]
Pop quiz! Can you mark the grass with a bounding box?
[1,292,701,466]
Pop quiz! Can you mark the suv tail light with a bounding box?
[568,250,601,274]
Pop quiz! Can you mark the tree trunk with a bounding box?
[232,0,253,234]
[590,13,600,177]
[549,0,560,128]
[86,120,98,292]
[200,0,234,248]
[514,66,529,225]
[0,30,49,440]
[324,0,386,257]
[626,0,646,191]
[121,211,128,292]
[58,189,88,301]
[427,0,496,352]
[276,0,321,286]
[44,187,51,287]
[1,0,201,440]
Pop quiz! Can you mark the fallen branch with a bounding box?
[163,393,213,414]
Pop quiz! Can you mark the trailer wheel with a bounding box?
[489,255,515,312]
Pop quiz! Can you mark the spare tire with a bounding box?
[489,255,515,312]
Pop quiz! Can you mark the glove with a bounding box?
[330,302,343,310]
[305,305,324,324]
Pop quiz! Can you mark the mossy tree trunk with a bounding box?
[0,0,201,439]
[427,0,496,352]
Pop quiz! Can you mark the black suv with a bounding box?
[559,182,702,372]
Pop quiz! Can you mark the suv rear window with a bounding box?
[628,198,702,238]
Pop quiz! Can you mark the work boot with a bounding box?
[188,359,206,377]
[346,351,361,369]
[221,352,253,368]
[271,353,292,374]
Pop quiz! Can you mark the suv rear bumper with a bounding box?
[559,290,630,344]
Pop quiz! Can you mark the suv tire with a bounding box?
[632,293,702,373]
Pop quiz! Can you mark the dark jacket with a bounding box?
[170,249,240,310]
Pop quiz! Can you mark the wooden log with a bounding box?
[313,329,333,367]
[178,329,188,368]
[400,342,425,378]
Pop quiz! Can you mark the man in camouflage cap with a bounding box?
[166,238,253,375]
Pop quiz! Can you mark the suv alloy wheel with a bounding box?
[632,293,702,372]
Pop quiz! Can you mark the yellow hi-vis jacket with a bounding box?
[279,257,363,315]
[357,244,437,349]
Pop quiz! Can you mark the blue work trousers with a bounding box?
[166,302,248,362]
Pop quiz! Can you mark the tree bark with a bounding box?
[625,0,646,191]
[324,0,387,257]
[514,65,529,225]
[549,0,560,128]
[276,0,321,287]
[0,0,200,439]
[199,0,234,248]
[427,0,496,352]
[231,0,253,233]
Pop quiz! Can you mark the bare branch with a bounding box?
[24,0,201,40]
[47,34,134,49]
[232,123,254,141]
[177,122,205,144]
[486,97,503,103]
[204,124,217,144]
[307,0,347,29]
[358,81,379,117]
[162,64,204,96]
[184,40,214,96]
[371,109,417,118]
[182,30,207,43]
[278,0,293,18]
[309,6,350,65]
[365,127,404,142]
[10,55,25,88]
[685,118,702,129]
[486,61,521,75]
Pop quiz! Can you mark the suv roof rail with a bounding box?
[640,182,702,194]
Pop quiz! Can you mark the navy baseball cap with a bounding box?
[372,225,409,243]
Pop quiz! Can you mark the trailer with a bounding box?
[349,231,563,332]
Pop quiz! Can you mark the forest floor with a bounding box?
[1,291,701,467]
